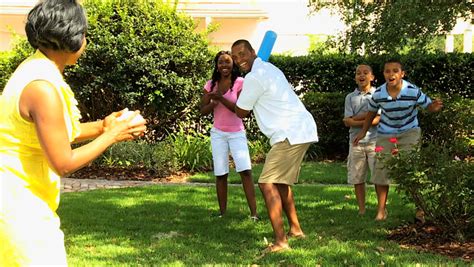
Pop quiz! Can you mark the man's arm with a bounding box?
[234,76,262,118]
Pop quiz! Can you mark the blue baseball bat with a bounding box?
[257,30,277,62]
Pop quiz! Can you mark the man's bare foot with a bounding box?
[358,209,366,216]
[375,209,388,221]
[262,243,291,254]
[287,231,306,239]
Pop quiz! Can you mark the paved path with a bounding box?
[61,178,218,193]
[61,178,350,193]
[61,178,161,193]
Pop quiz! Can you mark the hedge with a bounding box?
[270,52,473,98]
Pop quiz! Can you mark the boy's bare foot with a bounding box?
[415,209,425,224]
[287,231,306,239]
[375,209,388,221]
[358,209,366,215]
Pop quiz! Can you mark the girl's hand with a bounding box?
[208,91,223,100]
[210,99,219,107]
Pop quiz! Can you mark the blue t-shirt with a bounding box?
[368,80,431,135]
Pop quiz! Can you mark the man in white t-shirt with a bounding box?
[231,39,318,253]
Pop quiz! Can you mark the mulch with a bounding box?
[388,221,473,262]
[70,166,473,262]
[68,165,190,183]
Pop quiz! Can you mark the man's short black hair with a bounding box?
[25,0,87,52]
[231,39,254,51]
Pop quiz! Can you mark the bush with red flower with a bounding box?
[382,137,473,241]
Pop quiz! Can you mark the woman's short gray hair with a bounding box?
[25,0,87,52]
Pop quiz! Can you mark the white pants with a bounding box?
[210,127,252,176]
[1,176,67,266]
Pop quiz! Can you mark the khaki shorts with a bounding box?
[373,128,421,185]
[347,141,376,185]
[258,139,311,185]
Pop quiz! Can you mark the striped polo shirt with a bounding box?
[368,80,432,135]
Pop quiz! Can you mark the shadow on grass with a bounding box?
[189,161,348,185]
[60,186,266,265]
[58,185,466,265]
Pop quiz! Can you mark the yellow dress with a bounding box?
[0,50,81,266]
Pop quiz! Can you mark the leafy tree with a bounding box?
[308,0,472,54]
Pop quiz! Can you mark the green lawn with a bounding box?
[189,161,348,184]
[58,184,467,266]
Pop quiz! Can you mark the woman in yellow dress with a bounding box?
[0,0,147,265]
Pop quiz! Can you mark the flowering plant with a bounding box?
[385,141,473,241]
[389,137,399,155]
[375,146,384,153]
[374,137,399,158]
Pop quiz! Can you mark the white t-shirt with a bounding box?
[236,58,318,146]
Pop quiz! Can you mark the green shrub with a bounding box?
[302,91,347,159]
[386,143,473,241]
[0,37,33,91]
[168,129,212,172]
[151,140,181,176]
[2,17,471,161]
[242,116,266,142]
[385,98,473,241]
[65,0,213,140]
[97,140,179,177]
[419,96,473,157]
[248,139,270,163]
[96,131,268,173]
[299,92,472,160]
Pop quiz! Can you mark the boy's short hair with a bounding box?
[356,64,373,73]
[25,0,87,52]
[384,59,404,71]
[232,39,254,51]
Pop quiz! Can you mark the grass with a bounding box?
[189,161,348,184]
[58,184,468,266]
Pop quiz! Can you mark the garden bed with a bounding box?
[388,221,473,262]
[68,165,190,183]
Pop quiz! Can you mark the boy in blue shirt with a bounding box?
[353,59,443,221]
[343,64,380,215]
